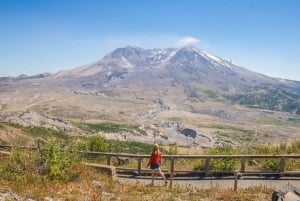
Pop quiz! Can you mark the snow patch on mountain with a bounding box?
[120,56,134,69]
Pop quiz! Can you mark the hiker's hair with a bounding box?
[152,143,160,154]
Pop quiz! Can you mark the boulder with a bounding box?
[272,188,300,201]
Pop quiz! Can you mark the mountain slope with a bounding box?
[55,46,277,85]
[51,46,300,114]
[0,46,300,148]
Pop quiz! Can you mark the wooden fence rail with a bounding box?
[80,151,300,187]
[1,145,300,188]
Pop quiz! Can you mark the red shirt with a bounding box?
[148,152,162,165]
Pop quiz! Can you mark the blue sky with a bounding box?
[1,0,300,81]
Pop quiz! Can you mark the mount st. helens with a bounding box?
[0,46,300,148]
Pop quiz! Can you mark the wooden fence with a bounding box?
[78,151,300,187]
[1,145,300,188]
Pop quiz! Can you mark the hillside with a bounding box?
[0,46,300,148]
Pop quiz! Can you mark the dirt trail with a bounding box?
[117,175,300,190]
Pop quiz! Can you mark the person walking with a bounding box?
[147,143,168,186]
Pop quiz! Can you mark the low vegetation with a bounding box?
[198,123,262,144]
[0,140,276,200]
[287,117,300,125]
[0,122,299,200]
[0,122,155,154]
[75,122,146,135]
[3,122,69,140]
[194,145,241,172]
[203,89,218,99]
[0,139,78,183]
[224,86,300,114]
[251,142,300,171]
[193,142,300,172]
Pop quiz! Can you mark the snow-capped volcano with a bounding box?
[54,46,273,86]
[3,45,299,116]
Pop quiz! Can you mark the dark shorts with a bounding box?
[150,164,160,170]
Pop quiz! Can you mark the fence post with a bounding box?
[106,155,111,165]
[240,157,245,172]
[137,157,142,175]
[205,157,210,176]
[279,157,285,173]
[170,156,175,188]
[234,171,238,191]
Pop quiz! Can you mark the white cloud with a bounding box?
[99,34,202,50]
[176,36,200,47]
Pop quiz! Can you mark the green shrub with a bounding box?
[87,135,108,152]
[261,159,281,171]
[167,144,179,155]
[290,141,300,153]
[194,145,240,171]
[249,143,299,171]
[0,139,78,182]
[39,139,77,181]
[1,148,39,181]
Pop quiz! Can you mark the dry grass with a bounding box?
[0,162,275,201]
[0,141,298,200]
[1,179,274,201]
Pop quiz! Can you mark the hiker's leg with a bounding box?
[151,169,155,185]
[158,167,167,186]
[158,168,166,180]
[158,168,168,186]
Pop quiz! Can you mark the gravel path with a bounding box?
[117,174,300,190]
